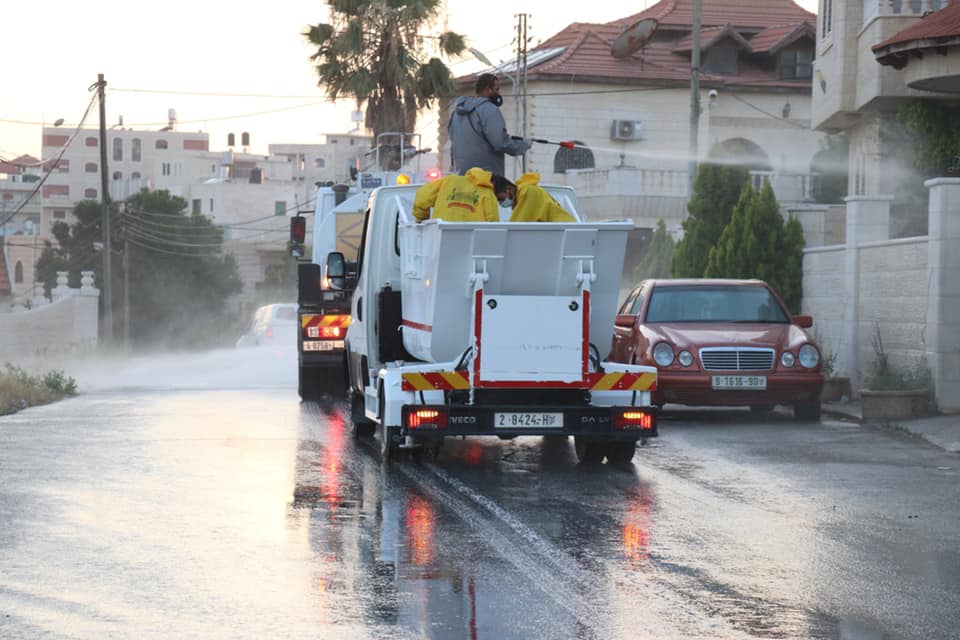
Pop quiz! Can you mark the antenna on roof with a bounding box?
[611,18,659,58]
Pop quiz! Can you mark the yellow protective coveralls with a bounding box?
[509,172,576,222]
[412,167,500,223]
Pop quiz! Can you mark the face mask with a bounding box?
[489,93,503,107]
[500,197,513,208]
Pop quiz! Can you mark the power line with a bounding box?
[126,236,227,258]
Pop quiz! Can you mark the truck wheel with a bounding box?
[574,437,604,465]
[378,389,399,461]
[298,367,319,401]
[350,391,375,438]
[605,441,637,464]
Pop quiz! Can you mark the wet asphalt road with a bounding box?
[1,349,958,639]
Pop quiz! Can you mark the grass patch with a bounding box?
[0,363,78,416]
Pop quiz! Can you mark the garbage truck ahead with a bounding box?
[332,183,658,464]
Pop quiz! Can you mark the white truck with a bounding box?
[332,182,659,464]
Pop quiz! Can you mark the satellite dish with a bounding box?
[611,18,659,59]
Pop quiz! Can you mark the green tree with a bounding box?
[304,0,465,163]
[705,182,806,312]
[897,100,960,175]
[36,190,243,348]
[810,133,848,204]
[633,219,674,281]
[671,161,750,277]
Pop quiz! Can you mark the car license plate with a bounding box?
[303,340,344,352]
[711,375,767,390]
[495,412,563,428]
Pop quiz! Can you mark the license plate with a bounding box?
[711,375,767,390]
[494,412,563,428]
[303,340,345,352]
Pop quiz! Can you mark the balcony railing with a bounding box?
[865,0,945,24]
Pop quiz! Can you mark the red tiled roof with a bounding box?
[750,21,816,53]
[611,0,814,32]
[0,161,19,175]
[459,0,816,90]
[673,24,753,53]
[873,0,960,54]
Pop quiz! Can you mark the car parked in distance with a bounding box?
[608,279,823,421]
[236,303,298,349]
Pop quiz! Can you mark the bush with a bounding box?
[863,326,936,410]
[0,363,78,416]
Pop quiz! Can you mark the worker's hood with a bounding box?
[454,96,493,115]
[464,167,493,188]
[516,172,541,189]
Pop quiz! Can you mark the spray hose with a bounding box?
[511,135,576,149]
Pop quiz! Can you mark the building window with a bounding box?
[132,138,142,162]
[14,261,23,283]
[53,210,67,220]
[704,44,738,75]
[275,201,287,216]
[314,158,326,168]
[162,162,171,176]
[156,139,168,150]
[113,138,123,161]
[85,162,98,173]
[85,188,97,198]
[56,160,70,173]
[26,215,40,235]
[2,193,11,201]
[553,142,595,174]
[780,48,814,79]
[85,137,98,147]
[822,0,833,37]
[131,171,141,180]
[113,171,122,181]
[209,198,214,213]
[241,132,250,146]
[192,199,201,215]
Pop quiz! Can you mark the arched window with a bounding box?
[113,138,123,161]
[85,162,98,173]
[113,171,122,181]
[131,171,142,180]
[314,157,326,168]
[14,261,23,284]
[131,138,142,162]
[156,139,168,150]
[708,138,772,171]
[85,188,97,198]
[553,141,595,174]
[241,132,250,146]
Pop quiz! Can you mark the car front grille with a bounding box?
[699,348,775,371]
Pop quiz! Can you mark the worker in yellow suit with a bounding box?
[508,172,576,222]
[413,167,506,222]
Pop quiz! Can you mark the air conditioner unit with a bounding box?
[611,119,644,141]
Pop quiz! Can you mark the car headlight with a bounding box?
[780,352,796,368]
[678,350,694,367]
[798,344,820,368]
[653,342,675,367]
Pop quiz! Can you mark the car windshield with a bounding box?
[273,306,297,322]
[645,285,789,323]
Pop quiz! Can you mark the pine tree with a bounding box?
[633,219,675,281]
[671,162,750,277]
[705,181,805,312]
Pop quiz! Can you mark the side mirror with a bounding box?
[614,314,636,328]
[325,252,346,290]
[793,314,813,328]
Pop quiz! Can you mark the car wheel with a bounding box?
[794,401,822,422]
[605,441,637,464]
[749,404,775,418]
[574,437,604,465]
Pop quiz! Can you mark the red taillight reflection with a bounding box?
[265,326,274,338]
[614,410,655,431]
[405,408,448,430]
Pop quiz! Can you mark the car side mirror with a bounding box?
[325,252,346,290]
[793,314,813,328]
[614,314,635,328]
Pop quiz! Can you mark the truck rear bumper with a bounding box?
[400,404,657,440]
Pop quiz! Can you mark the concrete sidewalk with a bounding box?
[823,400,960,453]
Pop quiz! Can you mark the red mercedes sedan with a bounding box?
[608,279,824,421]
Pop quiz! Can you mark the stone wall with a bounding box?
[0,271,99,359]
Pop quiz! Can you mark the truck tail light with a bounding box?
[405,408,448,430]
[265,326,274,338]
[614,410,655,431]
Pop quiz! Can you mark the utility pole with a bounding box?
[122,202,130,348]
[515,13,529,173]
[688,0,702,195]
[97,73,113,342]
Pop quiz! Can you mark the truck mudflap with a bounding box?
[399,404,657,439]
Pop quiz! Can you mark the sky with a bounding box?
[1,0,818,163]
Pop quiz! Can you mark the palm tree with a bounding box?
[304,0,465,167]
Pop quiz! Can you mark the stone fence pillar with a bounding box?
[842,195,894,393]
[925,178,960,412]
